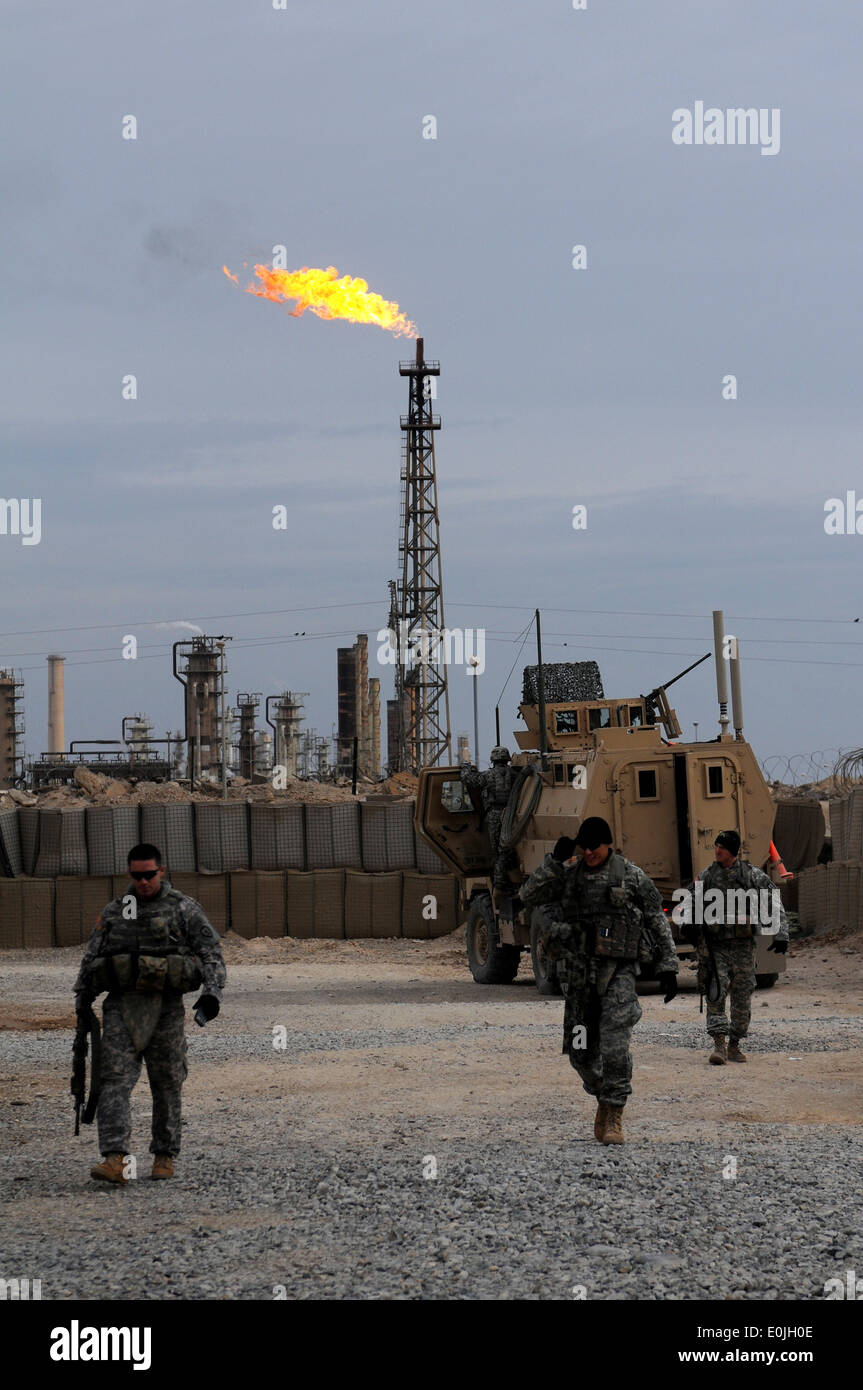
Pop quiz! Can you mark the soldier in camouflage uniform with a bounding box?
[692,830,788,1065]
[73,843,226,1184]
[521,816,678,1145]
[523,835,576,972]
[460,747,517,891]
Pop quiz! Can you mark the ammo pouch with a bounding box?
[590,862,641,961]
[704,922,754,943]
[87,953,202,995]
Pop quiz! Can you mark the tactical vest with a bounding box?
[570,853,642,961]
[699,862,760,940]
[484,764,514,813]
[86,888,202,995]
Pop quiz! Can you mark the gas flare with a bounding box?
[223,262,417,338]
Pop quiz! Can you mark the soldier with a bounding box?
[692,830,788,1065]
[521,816,678,1145]
[515,835,575,988]
[73,843,226,1184]
[460,746,517,891]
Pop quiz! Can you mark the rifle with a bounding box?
[71,1004,101,1136]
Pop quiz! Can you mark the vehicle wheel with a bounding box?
[755,973,778,989]
[466,895,520,984]
[530,914,562,995]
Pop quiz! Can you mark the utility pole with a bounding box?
[469,655,480,766]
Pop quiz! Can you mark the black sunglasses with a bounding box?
[130,869,159,881]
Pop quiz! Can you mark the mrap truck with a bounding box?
[415,620,788,994]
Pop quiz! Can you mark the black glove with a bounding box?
[75,992,94,1015]
[767,939,788,954]
[193,994,220,1027]
[658,972,678,1003]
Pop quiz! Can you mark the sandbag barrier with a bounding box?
[0,869,460,947]
[3,800,450,879]
[823,787,863,863]
[796,860,863,934]
[771,800,825,875]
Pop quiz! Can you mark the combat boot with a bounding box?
[601,1106,624,1145]
[728,1038,747,1063]
[593,1101,609,1142]
[151,1154,174,1180]
[709,1038,728,1066]
[90,1153,128,1185]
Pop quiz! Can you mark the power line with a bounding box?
[3,599,862,644]
[0,600,383,640]
[8,620,863,666]
[448,602,862,627]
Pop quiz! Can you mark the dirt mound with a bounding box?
[772,776,863,802]
[380,771,418,798]
[24,778,369,810]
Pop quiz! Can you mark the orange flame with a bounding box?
[223,263,417,338]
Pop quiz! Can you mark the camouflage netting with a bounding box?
[521,661,603,704]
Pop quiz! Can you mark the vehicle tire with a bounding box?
[466,894,520,984]
[530,913,562,995]
[755,973,778,989]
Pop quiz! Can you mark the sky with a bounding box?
[2,0,862,779]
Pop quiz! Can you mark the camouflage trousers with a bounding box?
[698,937,756,1040]
[485,811,513,890]
[562,960,642,1108]
[98,995,188,1157]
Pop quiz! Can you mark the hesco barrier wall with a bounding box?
[797,861,863,934]
[771,800,825,874]
[0,801,448,879]
[826,788,863,862]
[0,869,459,947]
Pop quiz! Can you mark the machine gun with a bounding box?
[71,1004,101,1135]
[642,653,711,739]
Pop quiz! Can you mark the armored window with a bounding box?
[705,765,724,797]
[635,768,658,800]
[553,762,565,784]
[588,707,613,731]
[440,779,473,813]
[554,710,579,734]
[629,706,644,727]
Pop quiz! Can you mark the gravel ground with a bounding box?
[1,932,861,1301]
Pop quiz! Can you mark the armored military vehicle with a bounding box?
[415,613,788,994]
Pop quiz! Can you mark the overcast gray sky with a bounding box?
[2,0,862,775]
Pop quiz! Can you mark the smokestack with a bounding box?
[47,654,65,757]
[368,676,381,779]
[729,640,745,741]
[712,611,730,737]
[356,634,369,777]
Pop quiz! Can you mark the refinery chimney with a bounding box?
[47,654,65,757]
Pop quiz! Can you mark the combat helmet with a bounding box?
[490,746,511,763]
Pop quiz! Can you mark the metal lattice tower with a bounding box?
[395,336,452,772]
[0,669,25,787]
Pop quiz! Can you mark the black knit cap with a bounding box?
[715,830,740,856]
[574,816,613,849]
[552,835,576,862]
